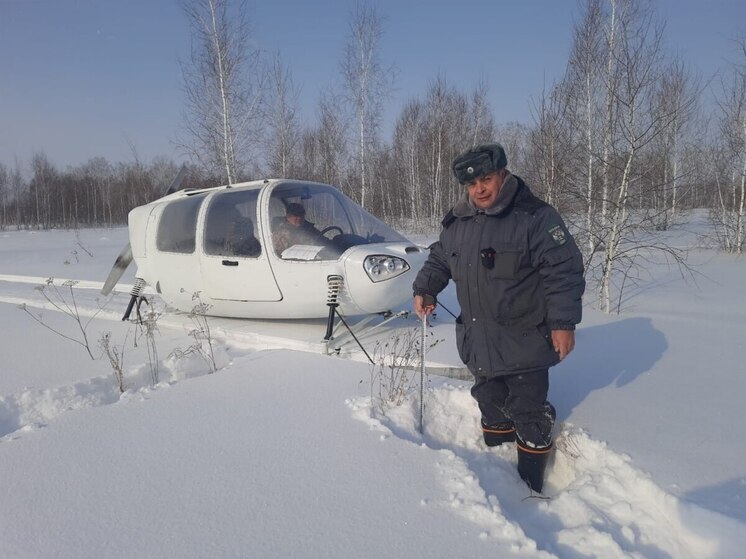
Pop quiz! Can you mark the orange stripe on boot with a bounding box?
[517,442,553,455]
[482,425,516,435]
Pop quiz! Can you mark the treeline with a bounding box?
[1,0,744,269]
[0,154,214,230]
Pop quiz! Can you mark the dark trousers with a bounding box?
[471,368,554,447]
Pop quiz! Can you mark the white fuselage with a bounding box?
[127,180,427,319]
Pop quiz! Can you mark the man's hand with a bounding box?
[551,330,575,361]
[413,294,436,319]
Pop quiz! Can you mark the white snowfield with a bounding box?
[0,224,744,558]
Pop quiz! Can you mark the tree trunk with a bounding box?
[207,0,235,184]
[602,0,618,224]
[737,121,746,253]
[601,148,634,313]
[586,71,595,254]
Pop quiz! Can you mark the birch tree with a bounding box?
[81,157,115,227]
[316,92,349,190]
[10,159,25,228]
[712,37,746,253]
[597,3,691,312]
[387,77,496,227]
[600,0,621,224]
[650,58,700,228]
[562,0,605,253]
[295,92,350,192]
[423,77,457,225]
[340,1,394,209]
[392,100,425,226]
[265,52,301,177]
[178,0,264,184]
[30,152,57,229]
[529,82,574,210]
[468,78,496,147]
[0,163,7,230]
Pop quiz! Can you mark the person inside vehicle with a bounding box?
[226,216,261,257]
[272,203,330,257]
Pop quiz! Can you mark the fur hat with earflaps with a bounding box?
[452,143,508,185]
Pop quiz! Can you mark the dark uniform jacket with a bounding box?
[413,174,585,377]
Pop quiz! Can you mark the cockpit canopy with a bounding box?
[268,182,408,260]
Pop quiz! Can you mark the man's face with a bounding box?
[466,171,504,210]
[287,214,304,227]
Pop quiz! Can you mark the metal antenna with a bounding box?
[163,164,188,196]
[419,313,427,435]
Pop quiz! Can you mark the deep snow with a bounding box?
[0,224,744,558]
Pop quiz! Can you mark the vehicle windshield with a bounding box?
[269,182,409,261]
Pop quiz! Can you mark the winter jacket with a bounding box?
[413,174,585,377]
[272,219,328,256]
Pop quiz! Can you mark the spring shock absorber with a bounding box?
[122,277,147,321]
[324,275,344,340]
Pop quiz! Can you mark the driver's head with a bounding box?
[285,203,306,227]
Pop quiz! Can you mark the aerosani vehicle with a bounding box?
[102,178,428,333]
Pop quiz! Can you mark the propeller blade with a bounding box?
[101,243,133,295]
[164,164,188,196]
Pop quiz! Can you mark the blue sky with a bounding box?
[1,0,744,169]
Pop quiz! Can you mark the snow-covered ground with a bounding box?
[0,224,744,558]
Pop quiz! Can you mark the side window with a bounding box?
[156,194,206,253]
[204,189,262,258]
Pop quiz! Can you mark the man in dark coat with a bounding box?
[412,143,585,493]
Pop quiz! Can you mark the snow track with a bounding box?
[0,376,120,441]
[0,318,234,444]
[348,384,746,558]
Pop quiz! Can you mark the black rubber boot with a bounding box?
[481,418,516,446]
[516,437,552,493]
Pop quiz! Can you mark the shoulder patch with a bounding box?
[547,224,567,246]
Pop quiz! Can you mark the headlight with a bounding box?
[363,255,410,283]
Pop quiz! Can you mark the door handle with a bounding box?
[222,260,239,266]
